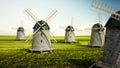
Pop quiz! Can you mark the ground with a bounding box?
[0,36,103,68]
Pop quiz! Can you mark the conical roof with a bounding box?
[105,11,120,27]
[17,27,24,31]
[92,23,103,28]
[65,26,74,31]
[33,20,50,30]
[92,23,104,31]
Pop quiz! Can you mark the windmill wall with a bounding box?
[29,20,53,53]
[64,26,76,43]
[16,27,25,41]
[64,31,76,43]
[96,11,120,68]
[89,23,105,47]
[30,30,53,52]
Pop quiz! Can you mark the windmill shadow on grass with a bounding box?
[20,49,49,54]
[0,39,17,41]
[68,59,97,68]
[51,39,63,43]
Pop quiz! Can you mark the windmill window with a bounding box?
[41,40,43,43]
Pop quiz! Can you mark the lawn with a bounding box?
[0,35,103,68]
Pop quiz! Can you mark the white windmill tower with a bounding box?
[89,12,105,47]
[64,17,76,43]
[89,0,120,68]
[16,20,26,41]
[24,9,58,53]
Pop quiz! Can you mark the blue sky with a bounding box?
[0,0,120,36]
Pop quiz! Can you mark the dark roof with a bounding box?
[105,11,120,27]
[92,23,103,28]
[65,26,74,31]
[17,27,24,31]
[33,20,50,30]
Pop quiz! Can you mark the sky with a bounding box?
[0,0,120,36]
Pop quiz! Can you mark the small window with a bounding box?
[41,40,43,43]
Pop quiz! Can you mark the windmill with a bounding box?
[24,9,58,53]
[13,20,26,41]
[64,17,77,43]
[89,0,120,68]
[89,12,105,47]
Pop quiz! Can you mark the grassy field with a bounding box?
[0,36,103,68]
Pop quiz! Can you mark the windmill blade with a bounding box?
[59,26,66,29]
[20,20,24,27]
[25,9,46,38]
[32,21,47,35]
[75,28,83,32]
[41,31,54,48]
[26,22,46,42]
[11,20,24,30]
[49,31,57,42]
[70,17,74,26]
[98,12,102,24]
[44,9,57,21]
[25,9,58,42]
[90,8,103,24]
[24,29,31,32]
[11,27,17,30]
[42,33,51,46]
[47,11,58,23]
[25,31,33,42]
[98,31,104,46]
[84,27,92,31]
[31,9,58,36]
[44,9,58,22]
[91,0,120,21]
[24,9,39,23]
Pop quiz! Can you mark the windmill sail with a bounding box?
[25,9,57,53]
[63,17,77,43]
[92,0,120,20]
[90,0,120,67]
[16,21,26,41]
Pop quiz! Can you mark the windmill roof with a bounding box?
[92,23,103,28]
[105,11,120,27]
[17,27,24,31]
[33,20,50,30]
[65,26,74,31]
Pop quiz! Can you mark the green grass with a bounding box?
[0,36,103,68]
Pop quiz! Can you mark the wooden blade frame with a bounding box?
[25,9,46,34]
[44,9,58,22]
[25,9,58,42]
[98,12,102,24]
[49,31,57,42]
[25,9,39,23]
[25,9,43,42]
[20,20,24,27]
[32,9,58,37]
[70,17,74,26]
[92,0,120,21]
